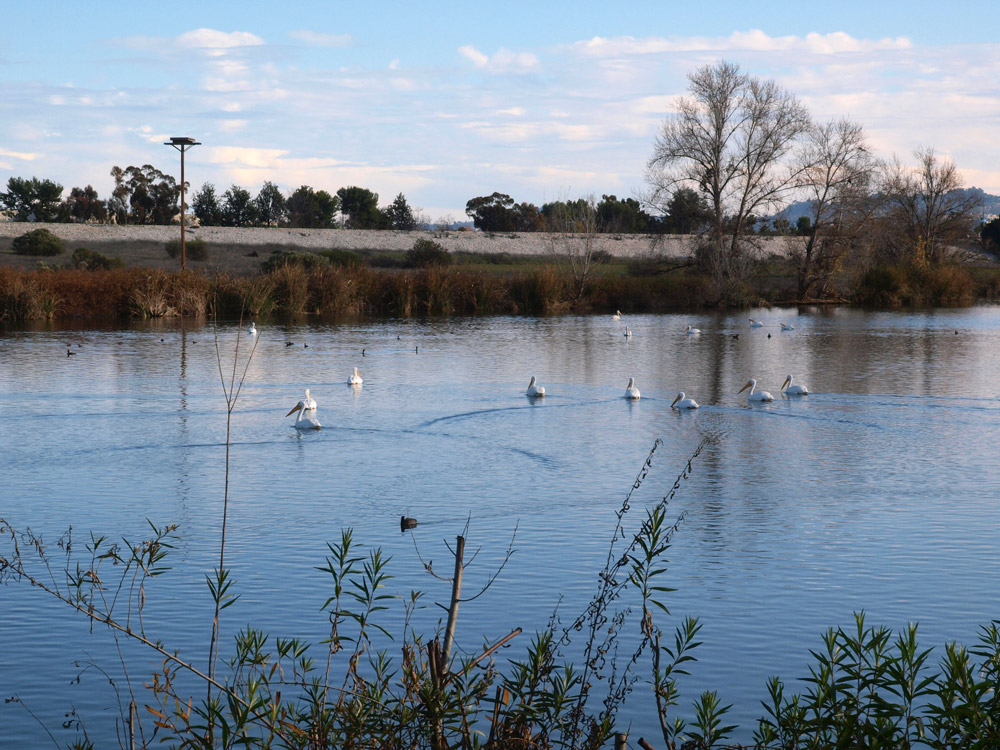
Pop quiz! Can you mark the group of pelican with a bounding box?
[286,366,364,430]
[738,375,809,402]
[526,375,697,409]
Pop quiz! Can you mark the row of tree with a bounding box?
[643,59,987,300]
[461,191,711,235]
[0,170,421,231]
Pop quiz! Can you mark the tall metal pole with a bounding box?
[180,147,187,271]
[165,137,201,271]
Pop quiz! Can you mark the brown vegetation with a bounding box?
[1,254,996,325]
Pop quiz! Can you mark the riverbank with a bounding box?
[0,222,806,274]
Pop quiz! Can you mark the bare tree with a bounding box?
[882,148,982,264]
[646,60,811,299]
[793,119,880,299]
[543,195,605,302]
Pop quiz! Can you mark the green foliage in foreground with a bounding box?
[3,438,1000,748]
[12,227,64,256]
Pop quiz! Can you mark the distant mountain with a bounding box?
[774,187,1000,225]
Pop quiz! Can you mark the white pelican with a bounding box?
[624,377,640,400]
[685,325,701,335]
[624,326,632,338]
[780,322,795,331]
[671,392,699,409]
[612,310,622,320]
[749,318,763,328]
[349,367,363,385]
[738,378,773,403]
[299,388,317,410]
[286,397,321,430]
[781,374,809,395]
[526,376,545,397]
[248,322,257,336]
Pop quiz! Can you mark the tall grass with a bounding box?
[0,259,995,324]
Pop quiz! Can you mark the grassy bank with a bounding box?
[1,254,998,323]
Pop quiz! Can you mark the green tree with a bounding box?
[63,185,107,223]
[337,186,385,229]
[383,192,418,230]
[595,194,656,233]
[255,181,286,227]
[222,185,259,227]
[466,192,540,232]
[110,164,180,225]
[663,187,713,234]
[981,217,1000,255]
[1,176,65,222]
[286,185,339,228]
[192,183,223,226]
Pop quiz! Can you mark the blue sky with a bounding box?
[3,1,999,221]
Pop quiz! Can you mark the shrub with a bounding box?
[318,248,362,267]
[259,250,327,273]
[12,228,64,256]
[165,237,209,262]
[72,247,124,270]
[406,238,451,268]
[855,265,908,307]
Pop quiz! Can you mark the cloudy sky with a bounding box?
[2,1,999,221]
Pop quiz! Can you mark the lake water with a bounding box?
[2,308,999,747]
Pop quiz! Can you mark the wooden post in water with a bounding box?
[441,534,465,665]
[614,732,628,750]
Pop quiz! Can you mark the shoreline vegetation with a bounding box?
[1,225,998,323]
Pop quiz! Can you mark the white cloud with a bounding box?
[0,148,36,161]
[218,119,248,132]
[178,29,266,55]
[288,30,352,48]
[573,30,911,58]
[459,45,540,73]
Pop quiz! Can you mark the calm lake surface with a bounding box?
[2,307,999,746]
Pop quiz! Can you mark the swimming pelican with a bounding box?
[781,374,809,395]
[349,367,363,385]
[527,376,545,397]
[624,326,632,338]
[248,322,257,336]
[612,310,622,320]
[738,378,773,403]
[624,377,640,400]
[297,388,317,410]
[671,392,699,409]
[780,322,795,331]
[685,325,701,335]
[749,318,763,328]
[286,396,321,430]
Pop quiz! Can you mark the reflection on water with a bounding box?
[2,307,1000,744]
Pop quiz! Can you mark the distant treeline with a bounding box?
[0,168,751,236]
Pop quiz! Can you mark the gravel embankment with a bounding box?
[0,222,804,274]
